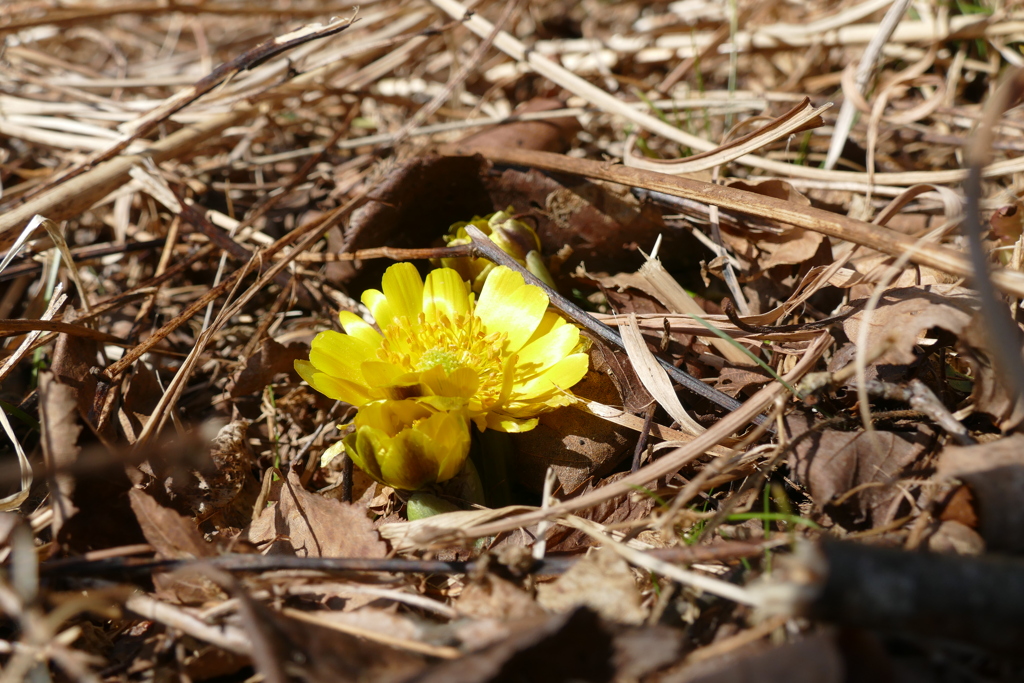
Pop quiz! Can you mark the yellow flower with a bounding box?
[295,262,589,432]
[341,400,470,490]
[439,208,555,292]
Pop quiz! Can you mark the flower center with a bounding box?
[416,348,463,375]
[378,313,510,408]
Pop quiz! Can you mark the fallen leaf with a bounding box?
[128,488,213,559]
[926,520,985,555]
[536,547,645,624]
[247,469,386,558]
[546,472,657,554]
[456,574,546,622]
[936,434,1024,553]
[513,365,635,494]
[50,317,102,427]
[485,168,675,275]
[722,180,828,272]
[457,98,581,153]
[786,413,933,530]
[408,608,615,683]
[327,154,493,285]
[38,372,81,542]
[128,487,222,604]
[958,323,1024,430]
[841,286,975,366]
[228,338,308,398]
[654,632,843,683]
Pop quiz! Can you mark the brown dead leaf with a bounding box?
[146,420,258,523]
[228,338,308,398]
[786,413,933,530]
[989,202,1023,244]
[653,632,843,683]
[959,323,1024,430]
[327,154,493,285]
[247,469,386,558]
[926,520,985,555]
[456,574,547,622]
[536,547,645,624]
[128,488,222,604]
[588,340,655,414]
[936,434,1024,553]
[485,167,677,275]
[513,365,635,494]
[410,608,612,683]
[419,607,680,682]
[457,98,581,153]
[722,180,828,272]
[38,372,82,543]
[250,600,425,683]
[128,488,213,559]
[838,286,1024,428]
[841,286,975,366]
[119,362,162,444]
[50,320,101,427]
[713,366,772,398]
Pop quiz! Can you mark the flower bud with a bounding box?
[343,400,470,490]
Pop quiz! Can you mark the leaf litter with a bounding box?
[3,0,1024,680]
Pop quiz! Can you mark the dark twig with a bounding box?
[0,239,165,283]
[631,403,657,473]
[39,541,780,579]
[723,299,854,334]
[864,379,975,445]
[466,226,771,429]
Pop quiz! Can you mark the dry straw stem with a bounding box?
[0,110,248,250]
[0,3,361,31]
[572,399,733,457]
[0,10,397,247]
[823,0,913,170]
[539,10,1023,57]
[282,608,462,659]
[445,145,1024,301]
[619,313,705,437]
[432,0,1024,185]
[559,516,761,606]
[638,257,755,365]
[623,98,831,175]
[125,593,252,656]
[402,333,831,545]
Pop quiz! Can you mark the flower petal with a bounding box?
[338,311,383,348]
[298,366,375,405]
[360,360,409,389]
[309,331,375,381]
[380,262,424,322]
[513,353,589,400]
[346,426,385,481]
[484,412,538,433]
[361,289,394,330]
[417,409,470,482]
[419,365,478,399]
[523,310,566,346]
[475,266,549,352]
[516,321,580,374]
[422,268,470,321]
[379,429,438,490]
